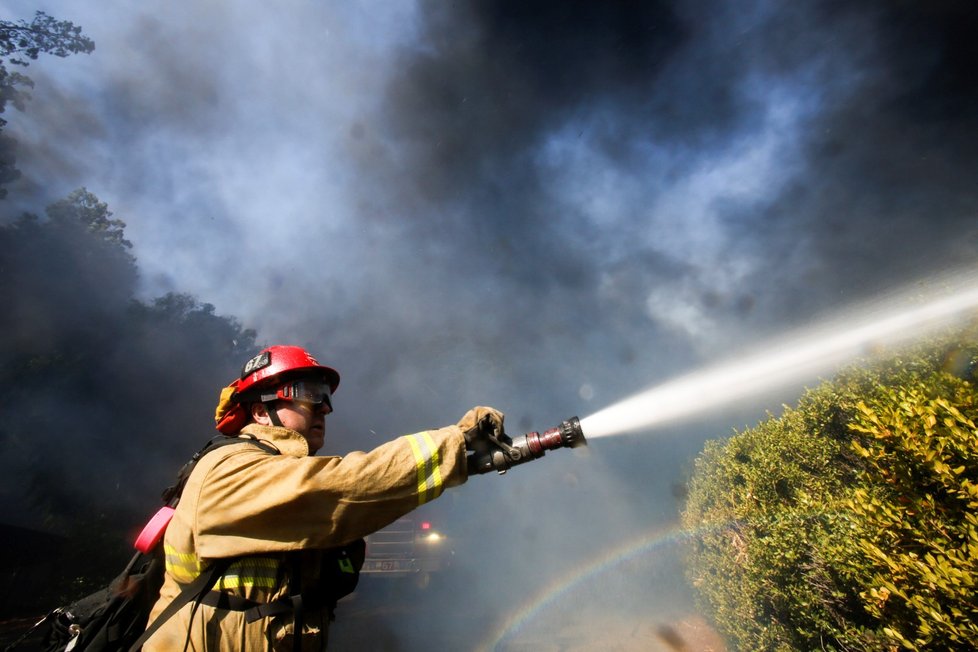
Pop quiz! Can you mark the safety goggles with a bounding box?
[260,379,333,412]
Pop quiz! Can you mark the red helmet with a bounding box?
[215,345,340,434]
[236,345,339,397]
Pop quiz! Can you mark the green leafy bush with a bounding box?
[683,329,978,650]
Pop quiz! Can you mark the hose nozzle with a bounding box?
[468,416,587,475]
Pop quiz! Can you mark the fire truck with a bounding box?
[361,517,454,590]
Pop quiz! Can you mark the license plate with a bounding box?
[363,559,407,572]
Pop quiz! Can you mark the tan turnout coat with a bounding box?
[143,422,468,651]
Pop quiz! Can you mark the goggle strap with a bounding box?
[264,400,284,427]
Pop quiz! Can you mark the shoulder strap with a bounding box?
[128,558,232,652]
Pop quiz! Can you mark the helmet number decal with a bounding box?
[241,351,272,378]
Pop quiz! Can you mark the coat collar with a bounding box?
[239,423,310,458]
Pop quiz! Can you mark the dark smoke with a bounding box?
[380,1,685,204]
[751,2,978,319]
[368,0,978,330]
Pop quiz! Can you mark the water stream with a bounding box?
[580,273,978,439]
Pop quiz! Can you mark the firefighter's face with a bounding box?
[251,396,329,454]
[277,399,329,453]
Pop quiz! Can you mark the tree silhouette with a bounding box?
[0,11,94,198]
[0,189,257,616]
[46,187,134,251]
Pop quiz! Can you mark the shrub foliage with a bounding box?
[683,329,978,650]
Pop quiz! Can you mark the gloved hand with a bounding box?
[456,406,506,448]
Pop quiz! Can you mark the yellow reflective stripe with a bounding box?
[406,434,427,503]
[214,575,278,590]
[405,432,443,506]
[421,431,443,497]
[164,544,202,583]
[215,557,281,591]
[164,546,281,589]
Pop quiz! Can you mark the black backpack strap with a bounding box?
[289,551,304,652]
[128,558,232,652]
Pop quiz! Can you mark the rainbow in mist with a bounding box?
[475,524,691,651]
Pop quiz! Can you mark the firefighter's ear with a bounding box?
[250,402,271,425]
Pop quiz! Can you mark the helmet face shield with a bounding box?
[261,379,333,412]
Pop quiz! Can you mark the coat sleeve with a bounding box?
[191,426,468,559]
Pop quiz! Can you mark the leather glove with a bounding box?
[457,406,506,448]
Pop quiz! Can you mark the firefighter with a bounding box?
[144,344,501,651]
